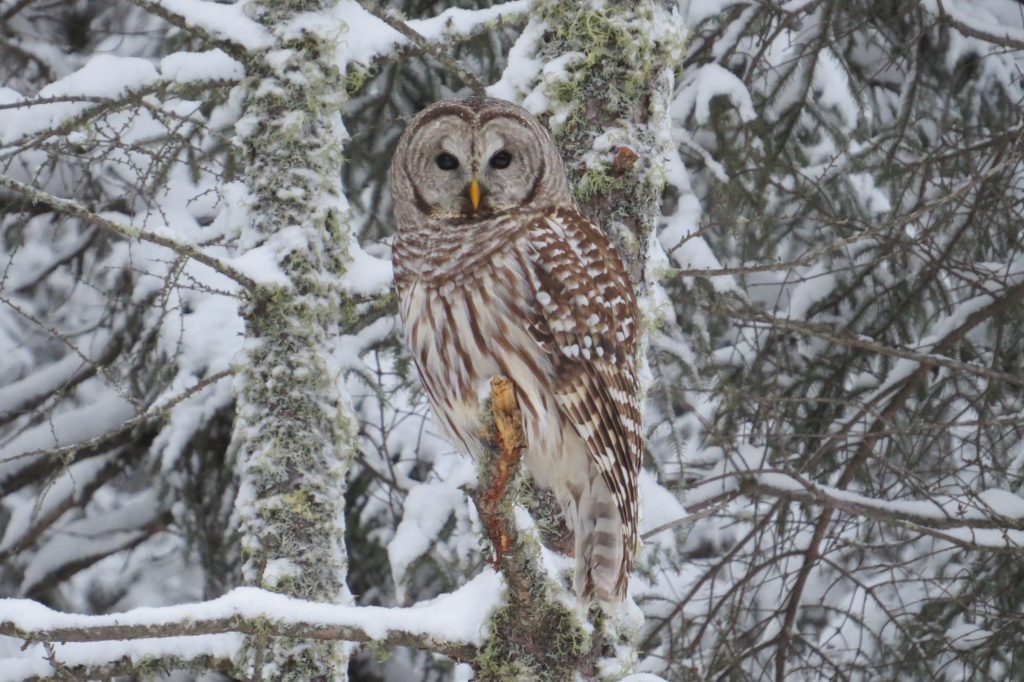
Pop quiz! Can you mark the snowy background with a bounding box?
[1,0,1024,679]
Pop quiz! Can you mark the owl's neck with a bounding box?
[393,211,534,285]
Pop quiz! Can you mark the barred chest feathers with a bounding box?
[395,213,568,492]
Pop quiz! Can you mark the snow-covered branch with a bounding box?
[929,0,1024,50]
[0,578,499,668]
[0,175,258,291]
[717,298,1024,390]
[363,5,487,95]
[739,472,1024,543]
[5,637,237,682]
[651,471,1024,552]
[124,0,272,57]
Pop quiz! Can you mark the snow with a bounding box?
[488,18,547,103]
[0,392,135,467]
[21,489,166,595]
[639,469,687,537]
[0,353,88,415]
[945,622,992,651]
[0,455,118,557]
[921,0,1024,51]
[813,48,860,129]
[673,63,756,125]
[160,49,245,84]
[157,0,272,50]
[326,0,532,73]
[227,227,301,286]
[388,476,469,600]
[0,55,158,144]
[408,0,531,41]
[977,488,1024,518]
[340,236,394,296]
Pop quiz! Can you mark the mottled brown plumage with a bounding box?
[389,96,642,602]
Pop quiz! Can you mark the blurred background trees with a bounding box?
[1,0,1023,679]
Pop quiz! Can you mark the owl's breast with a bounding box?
[397,243,561,461]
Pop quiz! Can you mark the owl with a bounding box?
[389,96,642,603]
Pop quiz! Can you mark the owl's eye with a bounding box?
[435,153,459,171]
[489,150,512,169]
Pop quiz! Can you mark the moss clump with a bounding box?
[577,165,627,202]
[279,488,320,521]
[476,599,590,681]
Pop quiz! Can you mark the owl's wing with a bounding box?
[522,207,643,591]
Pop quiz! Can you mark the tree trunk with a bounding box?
[230,1,355,678]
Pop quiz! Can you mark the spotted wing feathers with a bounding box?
[524,208,643,600]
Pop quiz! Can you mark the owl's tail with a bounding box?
[567,466,631,603]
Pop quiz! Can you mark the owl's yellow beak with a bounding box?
[468,177,481,211]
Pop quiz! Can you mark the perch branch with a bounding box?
[467,377,600,679]
[474,376,527,569]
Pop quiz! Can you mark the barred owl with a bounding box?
[389,96,642,603]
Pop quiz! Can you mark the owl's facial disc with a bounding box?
[402,108,551,221]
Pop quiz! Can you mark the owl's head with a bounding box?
[389,97,573,227]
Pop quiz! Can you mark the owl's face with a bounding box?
[390,97,573,226]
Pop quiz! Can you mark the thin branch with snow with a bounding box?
[364,5,487,96]
[0,580,497,667]
[0,175,258,291]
